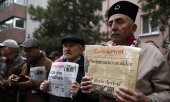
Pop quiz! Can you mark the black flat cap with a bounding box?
[61,35,85,46]
[20,38,40,48]
[48,51,60,58]
[108,1,139,22]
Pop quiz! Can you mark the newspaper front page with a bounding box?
[48,62,79,98]
[85,45,140,97]
[30,66,47,93]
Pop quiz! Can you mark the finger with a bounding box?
[41,81,49,90]
[81,80,92,86]
[80,81,92,90]
[44,80,50,84]
[114,88,125,102]
[115,87,134,102]
[81,90,92,94]
[119,86,135,96]
[81,76,90,82]
[40,84,47,91]
[24,75,31,79]
[71,81,78,84]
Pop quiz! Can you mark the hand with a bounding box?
[80,76,92,94]
[39,80,49,92]
[1,80,10,87]
[114,86,149,102]
[71,81,80,96]
[8,74,19,81]
[8,74,19,86]
[18,76,33,88]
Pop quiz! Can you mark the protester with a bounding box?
[9,38,52,102]
[48,51,61,61]
[80,1,170,102]
[0,39,25,102]
[40,35,98,102]
[0,55,6,80]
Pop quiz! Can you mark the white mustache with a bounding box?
[111,31,121,36]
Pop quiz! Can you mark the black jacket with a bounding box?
[49,55,84,102]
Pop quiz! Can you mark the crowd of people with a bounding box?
[0,1,170,102]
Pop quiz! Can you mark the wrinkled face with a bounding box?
[0,46,11,57]
[108,14,137,45]
[23,47,40,62]
[63,42,84,62]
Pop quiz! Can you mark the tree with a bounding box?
[139,0,170,48]
[28,0,104,53]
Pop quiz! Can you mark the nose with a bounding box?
[63,46,70,51]
[111,22,118,31]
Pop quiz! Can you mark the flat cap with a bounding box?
[0,39,19,48]
[108,1,139,22]
[61,35,85,46]
[48,51,60,58]
[20,38,40,48]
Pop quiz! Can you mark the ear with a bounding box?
[131,24,137,33]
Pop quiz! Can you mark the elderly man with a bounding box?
[81,1,170,102]
[9,38,52,102]
[0,39,25,102]
[39,35,96,102]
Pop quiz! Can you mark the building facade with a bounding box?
[0,0,47,43]
[101,0,169,54]
[0,0,26,43]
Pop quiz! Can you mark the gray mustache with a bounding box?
[111,31,121,36]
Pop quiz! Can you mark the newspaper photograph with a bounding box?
[30,66,47,93]
[85,45,141,97]
[30,66,46,81]
[48,62,79,98]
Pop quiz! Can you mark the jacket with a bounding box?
[101,43,170,102]
[0,54,25,102]
[19,53,52,102]
[49,56,85,102]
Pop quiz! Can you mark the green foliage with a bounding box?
[28,0,104,53]
[139,0,170,31]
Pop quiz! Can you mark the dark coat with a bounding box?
[49,55,99,102]
[49,55,85,102]
[19,53,52,102]
[0,54,25,102]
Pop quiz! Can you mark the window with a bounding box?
[141,15,159,35]
[0,17,25,32]
[14,18,25,28]
[14,0,26,5]
[0,0,13,12]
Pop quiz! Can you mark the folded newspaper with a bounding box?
[85,45,140,97]
[30,66,46,93]
[48,62,79,98]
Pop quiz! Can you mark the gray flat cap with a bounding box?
[20,38,40,48]
[0,39,19,48]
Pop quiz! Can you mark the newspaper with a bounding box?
[85,45,140,97]
[48,62,79,98]
[30,66,47,81]
[30,66,47,93]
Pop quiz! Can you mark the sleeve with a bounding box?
[147,57,170,102]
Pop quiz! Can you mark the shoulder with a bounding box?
[138,42,166,62]
[139,43,163,56]
[43,57,53,68]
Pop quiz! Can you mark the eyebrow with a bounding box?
[109,17,124,22]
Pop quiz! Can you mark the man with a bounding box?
[0,39,25,102]
[81,1,170,102]
[48,51,61,61]
[9,38,52,102]
[40,35,97,102]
